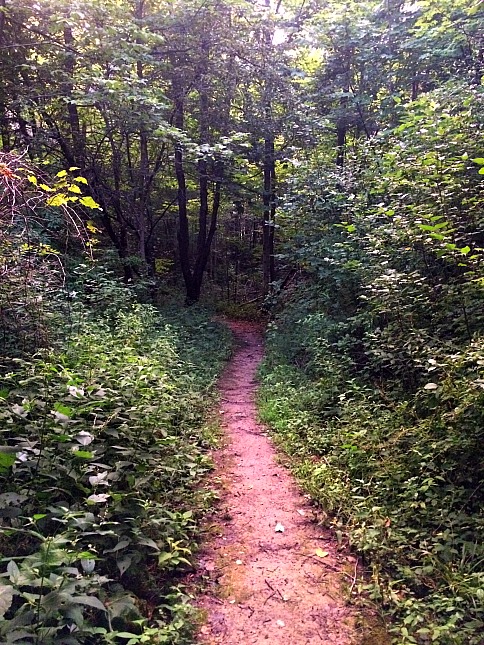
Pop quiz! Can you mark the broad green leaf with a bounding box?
[114,634,139,640]
[0,452,16,473]
[53,403,72,417]
[7,561,20,584]
[72,595,106,611]
[80,558,96,573]
[72,450,94,459]
[87,493,110,503]
[0,584,13,619]
[137,536,160,550]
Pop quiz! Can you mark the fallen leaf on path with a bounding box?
[276,620,285,627]
[297,509,305,516]
[274,522,285,532]
[235,560,243,565]
[315,549,330,558]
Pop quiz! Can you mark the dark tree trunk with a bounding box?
[173,89,193,299]
[173,36,223,305]
[261,0,277,297]
[262,133,276,295]
[336,119,346,167]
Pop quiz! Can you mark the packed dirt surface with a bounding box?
[196,320,365,645]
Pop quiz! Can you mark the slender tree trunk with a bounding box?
[262,132,276,294]
[173,85,193,299]
[336,119,346,167]
[262,0,277,296]
[173,35,224,304]
[0,103,10,151]
[0,0,5,42]
[0,0,9,150]
[135,0,150,270]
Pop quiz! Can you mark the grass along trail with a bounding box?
[196,321,364,645]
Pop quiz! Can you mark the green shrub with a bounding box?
[0,299,231,644]
[259,310,484,645]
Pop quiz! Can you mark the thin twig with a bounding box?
[348,559,358,596]
[264,578,285,601]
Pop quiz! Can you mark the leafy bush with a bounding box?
[260,319,484,644]
[0,297,231,644]
[259,81,484,644]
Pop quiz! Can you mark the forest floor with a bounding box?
[194,320,378,645]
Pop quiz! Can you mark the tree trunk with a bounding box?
[173,85,194,300]
[262,2,277,296]
[173,35,223,305]
[336,119,346,167]
[262,133,276,295]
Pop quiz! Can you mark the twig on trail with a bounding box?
[264,578,285,601]
[297,553,340,572]
[245,605,255,618]
[348,559,358,595]
[263,591,275,605]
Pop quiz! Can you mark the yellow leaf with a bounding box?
[68,184,82,194]
[56,170,68,178]
[315,549,329,558]
[73,176,88,184]
[47,193,68,207]
[80,196,101,210]
[69,166,80,171]
[86,220,100,233]
[39,183,53,192]
[27,175,38,185]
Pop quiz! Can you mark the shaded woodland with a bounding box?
[0,0,483,643]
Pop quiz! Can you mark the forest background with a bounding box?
[0,0,483,644]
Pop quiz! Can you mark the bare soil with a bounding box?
[195,321,376,645]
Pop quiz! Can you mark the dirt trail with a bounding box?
[196,321,362,645]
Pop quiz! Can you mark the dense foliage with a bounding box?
[2,0,484,643]
[259,62,484,645]
[0,282,231,643]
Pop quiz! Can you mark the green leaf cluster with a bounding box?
[0,294,231,644]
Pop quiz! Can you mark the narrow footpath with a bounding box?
[196,321,363,645]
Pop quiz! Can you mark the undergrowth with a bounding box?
[258,298,484,645]
[0,288,231,644]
